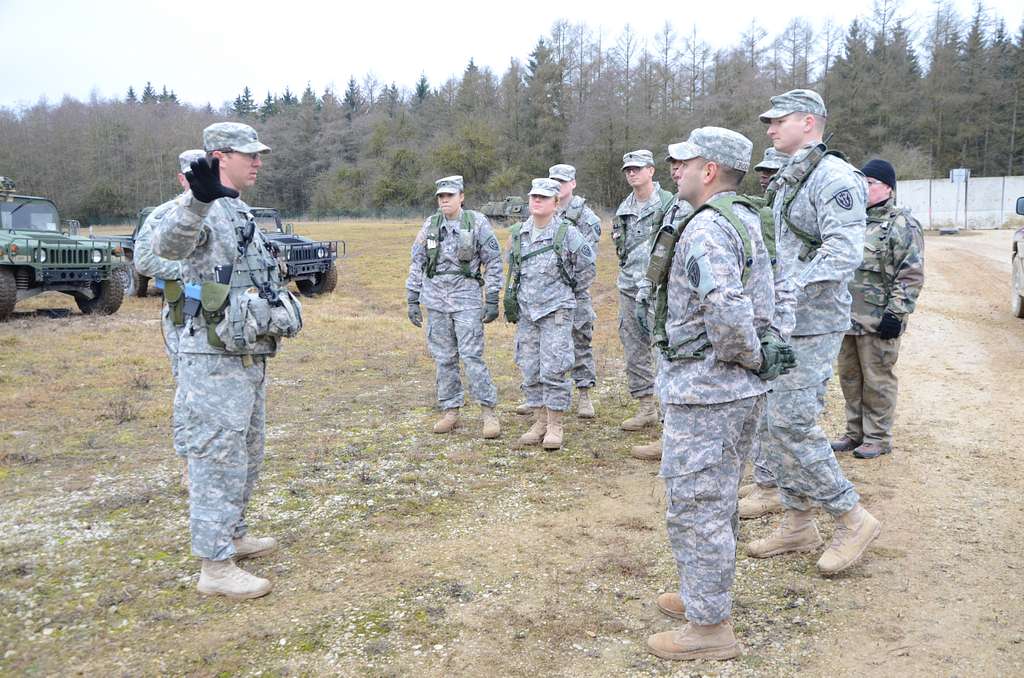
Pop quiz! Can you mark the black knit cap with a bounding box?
[861,159,896,189]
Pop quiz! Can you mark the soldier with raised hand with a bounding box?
[833,159,924,460]
[406,175,503,439]
[134,149,203,491]
[644,128,794,661]
[150,122,304,600]
[506,178,596,450]
[746,89,882,575]
[614,150,675,435]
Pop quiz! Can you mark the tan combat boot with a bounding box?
[647,620,741,661]
[737,483,756,498]
[433,408,459,434]
[515,402,533,415]
[481,406,501,439]
[621,395,658,431]
[197,558,272,600]
[517,407,547,446]
[180,459,190,493]
[542,409,564,450]
[576,388,595,419]
[656,591,686,620]
[232,534,278,560]
[738,485,784,519]
[746,509,823,558]
[817,504,881,575]
[631,439,662,461]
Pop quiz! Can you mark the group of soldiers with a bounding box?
[133,85,925,663]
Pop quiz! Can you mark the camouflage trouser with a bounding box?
[662,395,764,625]
[176,353,267,561]
[838,333,901,447]
[515,308,574,412]
[163,304,186,459]
[750,412,775,488]
[426,308,498,410]
[572,292,596,389]
[766,333,859,516]
[617,291,655,398]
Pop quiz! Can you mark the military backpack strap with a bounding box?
[503,222,524,323]
[424,212,443,278]
[457,210,483,284]
[779,142,845,258]
[552,221,576,290]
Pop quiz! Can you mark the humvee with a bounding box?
[251,208,343,296]
[479,196,528,225]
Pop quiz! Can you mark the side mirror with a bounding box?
[1017,196,1024,216]
[284,222,294,235]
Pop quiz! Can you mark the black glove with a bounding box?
[482,291,499,324]
[406,290,422,328]
[185,157,239,203]
[756,336,797,381]
[877,312,902,340]
[634,289,652,337]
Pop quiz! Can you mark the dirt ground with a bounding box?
[0,223,1021,677]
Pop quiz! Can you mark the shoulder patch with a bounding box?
[485,235,500,252]
[832,188,853,210]
[685,238,716,301]
[580,244,594,260]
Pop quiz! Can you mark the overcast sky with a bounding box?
[2,0,1021,110]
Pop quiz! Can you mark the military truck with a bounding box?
[251,208,343,296]
[479,196,528,225]
[108,206,156,297]
[0,177,126,320]
[1011,197,1024,317]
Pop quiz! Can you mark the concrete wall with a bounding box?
[897,175,1024,230]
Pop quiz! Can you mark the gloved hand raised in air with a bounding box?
[482,290,499,324]
[186,157,239,203]
[406,289,422,327]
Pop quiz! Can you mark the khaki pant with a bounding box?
[837,333,901,447]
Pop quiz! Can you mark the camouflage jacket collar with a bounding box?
[616,182,664,217]
[521,217,556,242]
[867,197,900,223]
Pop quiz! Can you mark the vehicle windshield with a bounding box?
[253,213,281,233]
[1,199,59,232]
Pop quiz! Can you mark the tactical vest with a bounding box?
[424,210,482,283]
[775,141,848,260]
[612,188,675,267]
[503,220,574,323]
[856,202,911,307]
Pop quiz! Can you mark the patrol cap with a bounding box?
[758,89,827,123]
[621,150,655,170]
[203,122,271,154]
[548,164,576,181]
[178,149,205,174]
[434,175,464,195]
[754,147,789,172]
[528,178,560,197]
[665,127,752,172]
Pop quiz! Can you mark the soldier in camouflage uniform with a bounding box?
[150,122,303,599]
[645,128,795,661]
[134,149,202,492]
[754,147,789,191]
[406,176,503,439]
[614,150,675,434]
[508,178,596,450]
[832,159,925,459]
[746,90,882,575]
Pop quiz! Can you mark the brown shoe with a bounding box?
[853,442,891,459]
[515,402,533,416]
[738,485,784,519]
[542,409,564,449]
[576,388,595,419]
[481,406,501,439]
[517,407,547,446]
[433,409,460,434]
[830,436,860,453]
[746,509,823,558]
[621,395,658,431]
[817,504,881,575]
[631,439,662,460]
[647,620,741,661]
[656,592,686,620]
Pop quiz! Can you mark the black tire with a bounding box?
[296,262,338,297]
[0,268,16,321]
[119,264,148,298]
[74,276,125,315]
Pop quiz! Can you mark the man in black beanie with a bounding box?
[832,159,925,459]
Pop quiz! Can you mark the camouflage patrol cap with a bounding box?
[178,149,205,174]
[203,122,271,154]
[621,150,655,170]
[666,127,752,172]
[528,178,560,197]
[434,175,464,195]
[548,164,576,181]
[753,147,789,172]
[759,89,827,123]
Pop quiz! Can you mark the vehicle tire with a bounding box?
[74,276,125,315]
[0,268,17,321]
[1013,254,1024,318]
[296,262,338,297]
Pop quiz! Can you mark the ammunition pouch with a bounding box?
[200,281,231,349]
[213,286,303,353]
[503,273,520,323]
[163,280,185,327]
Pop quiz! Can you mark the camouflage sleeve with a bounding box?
[770,218,797,341]
[567,227,596,292]
[886,216,925,316]
[688,219,762,370]
[150,192,213,260]
[405,219,431,294]
[475,215,503,296]
[795,174,866,288]
[133,205,182,281]
[583,205,602,242]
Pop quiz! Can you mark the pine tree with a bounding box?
[233,86,257,116]
[141,81,157,103]
[125,86,137,104]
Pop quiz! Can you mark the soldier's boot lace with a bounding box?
[576,388,595,419]
[480,406,501,439]
[542,409,564,450]
[738,485,784,519]
[816,504,881,575]
[647,620,741,661]
[656,592,686,620]
[621,395,659,431]
[517,407,547,446]
[746,509,823,558]
[738,483,756,498]
[232,534,278,560]
[515,401,533,416]
[198,558,272,600]
[630,439,662,461]
[432,408,460,434]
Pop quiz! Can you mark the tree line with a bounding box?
[0,1,1021,224]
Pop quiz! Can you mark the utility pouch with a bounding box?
[457,228,474,263]
[612,217,627,265]
[163,280,184,326]
[200,281,231,349]
[645,226,678,287]
[503,280,520,324]
[268,289,303,338]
